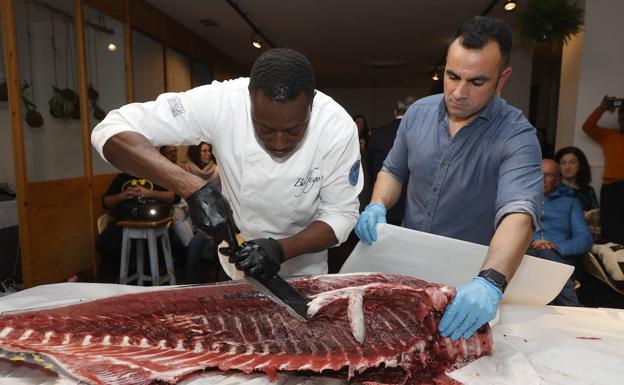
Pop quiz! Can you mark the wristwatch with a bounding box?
[478,268,508,293]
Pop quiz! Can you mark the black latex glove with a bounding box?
[221,238,284,281]
[186,183,235,243]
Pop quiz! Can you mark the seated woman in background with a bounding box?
[554,146,599,211]
[183,142,221,283]
[184,142,220,187]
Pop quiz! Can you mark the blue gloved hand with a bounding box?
[355,203,387,246]
[438,277,503,341]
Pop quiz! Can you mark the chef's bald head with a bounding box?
[249,48,315,104]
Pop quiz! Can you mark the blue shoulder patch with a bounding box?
[349,160,360,186]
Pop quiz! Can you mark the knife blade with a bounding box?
[224,215,310,321]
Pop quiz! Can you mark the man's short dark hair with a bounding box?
[249,48,315,103]
[452,16,513,68]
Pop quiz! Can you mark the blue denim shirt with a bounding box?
[382,94,543,246]
[533,184,592,257]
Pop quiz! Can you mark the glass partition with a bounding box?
[84,5,125,175]
[14,0,85,182]
[192,59,212,88]
[132,29,164,102]
[166,47,190,92]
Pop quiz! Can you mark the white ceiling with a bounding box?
[146,0,522,88]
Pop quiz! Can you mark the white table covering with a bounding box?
[0,283,622,384]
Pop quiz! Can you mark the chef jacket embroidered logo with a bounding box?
[167,96,185,117]
[294,167,322,197]
[349,160,360,186]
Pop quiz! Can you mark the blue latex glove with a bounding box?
[355,203,387,246]
[438,277,503,341]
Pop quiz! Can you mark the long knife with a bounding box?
[225,217,310,321]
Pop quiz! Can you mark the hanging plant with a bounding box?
[516,0,584,45]
[21,82,44,128]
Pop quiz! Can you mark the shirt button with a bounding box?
[441,161,448,167]
[426,212,431,217]
[433,187,439,192]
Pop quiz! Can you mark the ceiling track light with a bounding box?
[504,0,517,11]
[251,31,262,49]
[432,72,440,81]
[225,0,276,49]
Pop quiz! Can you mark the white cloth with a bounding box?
[92,78,363,275]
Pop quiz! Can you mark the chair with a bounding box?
[97,213,112,234]
[584,209,601,243]
[117,217,176,286]
[582,252,624,296]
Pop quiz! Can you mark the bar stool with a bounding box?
[117,217,176,286]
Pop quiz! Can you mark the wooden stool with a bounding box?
[117,217,176,286]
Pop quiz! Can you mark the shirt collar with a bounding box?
[437,94,502,123]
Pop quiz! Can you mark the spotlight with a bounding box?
[251,32,262,49]
[503,0,517,11]
[432,73,439,81]
[107,43,117,52]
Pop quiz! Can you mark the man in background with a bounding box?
[366,96,416,225]
[529,159,592,306]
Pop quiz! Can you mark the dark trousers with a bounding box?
[527,248,583,307]
[95,222,123,282]
[601,182,624,244]
[184,233,219,284]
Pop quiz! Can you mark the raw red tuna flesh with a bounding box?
[0,273,492,384]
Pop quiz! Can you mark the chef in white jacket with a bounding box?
[91,48,362,280]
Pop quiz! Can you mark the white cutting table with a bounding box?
[0,282,623,385]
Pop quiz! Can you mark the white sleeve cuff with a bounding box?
[317,213,357,245]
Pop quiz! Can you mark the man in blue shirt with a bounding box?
[356,16,542,340]
[528,159,592,306]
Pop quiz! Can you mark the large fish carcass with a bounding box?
[0,273,492,384]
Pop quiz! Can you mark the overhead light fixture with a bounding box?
[503,0,517,11]
[251,31,262,49]
[107,43,117,52]
[432,72,439,81]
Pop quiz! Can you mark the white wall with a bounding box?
[556,0,624,196]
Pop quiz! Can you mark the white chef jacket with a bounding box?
[92,78,363,276]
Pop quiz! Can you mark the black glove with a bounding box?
[221,238,284,281]
[186,183,235,243]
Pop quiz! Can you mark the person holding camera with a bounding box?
[582,95,624,243]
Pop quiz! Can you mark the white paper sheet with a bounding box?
[449,305,624,385]
[340,224,574,305]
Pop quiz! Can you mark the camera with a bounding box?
[606,98,624,109]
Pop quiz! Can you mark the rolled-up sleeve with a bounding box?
[91,85,220,162]
[317,120,363,244]
[494,128,543,231]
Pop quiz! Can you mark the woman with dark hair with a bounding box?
[185,142,220,187]
[554,146,599,211]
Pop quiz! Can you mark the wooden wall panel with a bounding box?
[92,173,117,219]
[84,0,125,22]
[129,0,165,42]
[165,17,192,55]
[25,177,94,286]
